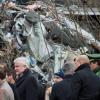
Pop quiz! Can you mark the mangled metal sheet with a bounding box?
[56,6,100,15]
[0,0,99,75]
[14,11,53,62]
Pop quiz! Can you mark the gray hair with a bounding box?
[62,62,75,75]
[14,57,30,68]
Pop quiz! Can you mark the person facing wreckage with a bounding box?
[45,69,64,100]
[50,62,75,100]
[14,56,39,100]
[72,55,100,100]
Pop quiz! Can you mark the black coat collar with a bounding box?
[75,63,90,72]
[19,68,31,78]
[64,74,73,79]
[16,68,32,84]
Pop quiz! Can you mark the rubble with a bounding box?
[0,0,100,81]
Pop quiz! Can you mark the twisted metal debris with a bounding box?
[0,0,100,81]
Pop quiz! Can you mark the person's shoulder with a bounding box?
[26,74,36,80]
[75,67,92,78]
[0,88,9,99]
[24,74,37,84]
[96,70,100,77]
[24,69,36,79]
[73,66,100,80]
[53,80,65,88]
[75,66,91,76]
[72,71,83,82]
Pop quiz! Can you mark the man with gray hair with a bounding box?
[14,56,38,100]
[62,62,75,75]
[50,62,75,100]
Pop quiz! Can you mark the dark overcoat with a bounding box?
[72,63,100,100]
[15,68,38,100]
[50,75,73,100]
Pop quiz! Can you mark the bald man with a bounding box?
[72,55,100,100]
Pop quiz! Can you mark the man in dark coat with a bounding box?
[50,62,75,100]
[14,57,38,100]
[73,55,100,100]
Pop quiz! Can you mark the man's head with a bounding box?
[74,55,90,68]
[14,57,29,75]
[0,67,6,83]
[6,69,16,84]
[62,62,76,75]
[90,60,100,71]
[53,70,64,83]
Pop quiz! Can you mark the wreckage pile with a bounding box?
[0,0,100,81]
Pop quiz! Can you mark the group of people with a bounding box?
[0,57,39,100]
[50,54,100,100]
[0,54,100,100]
